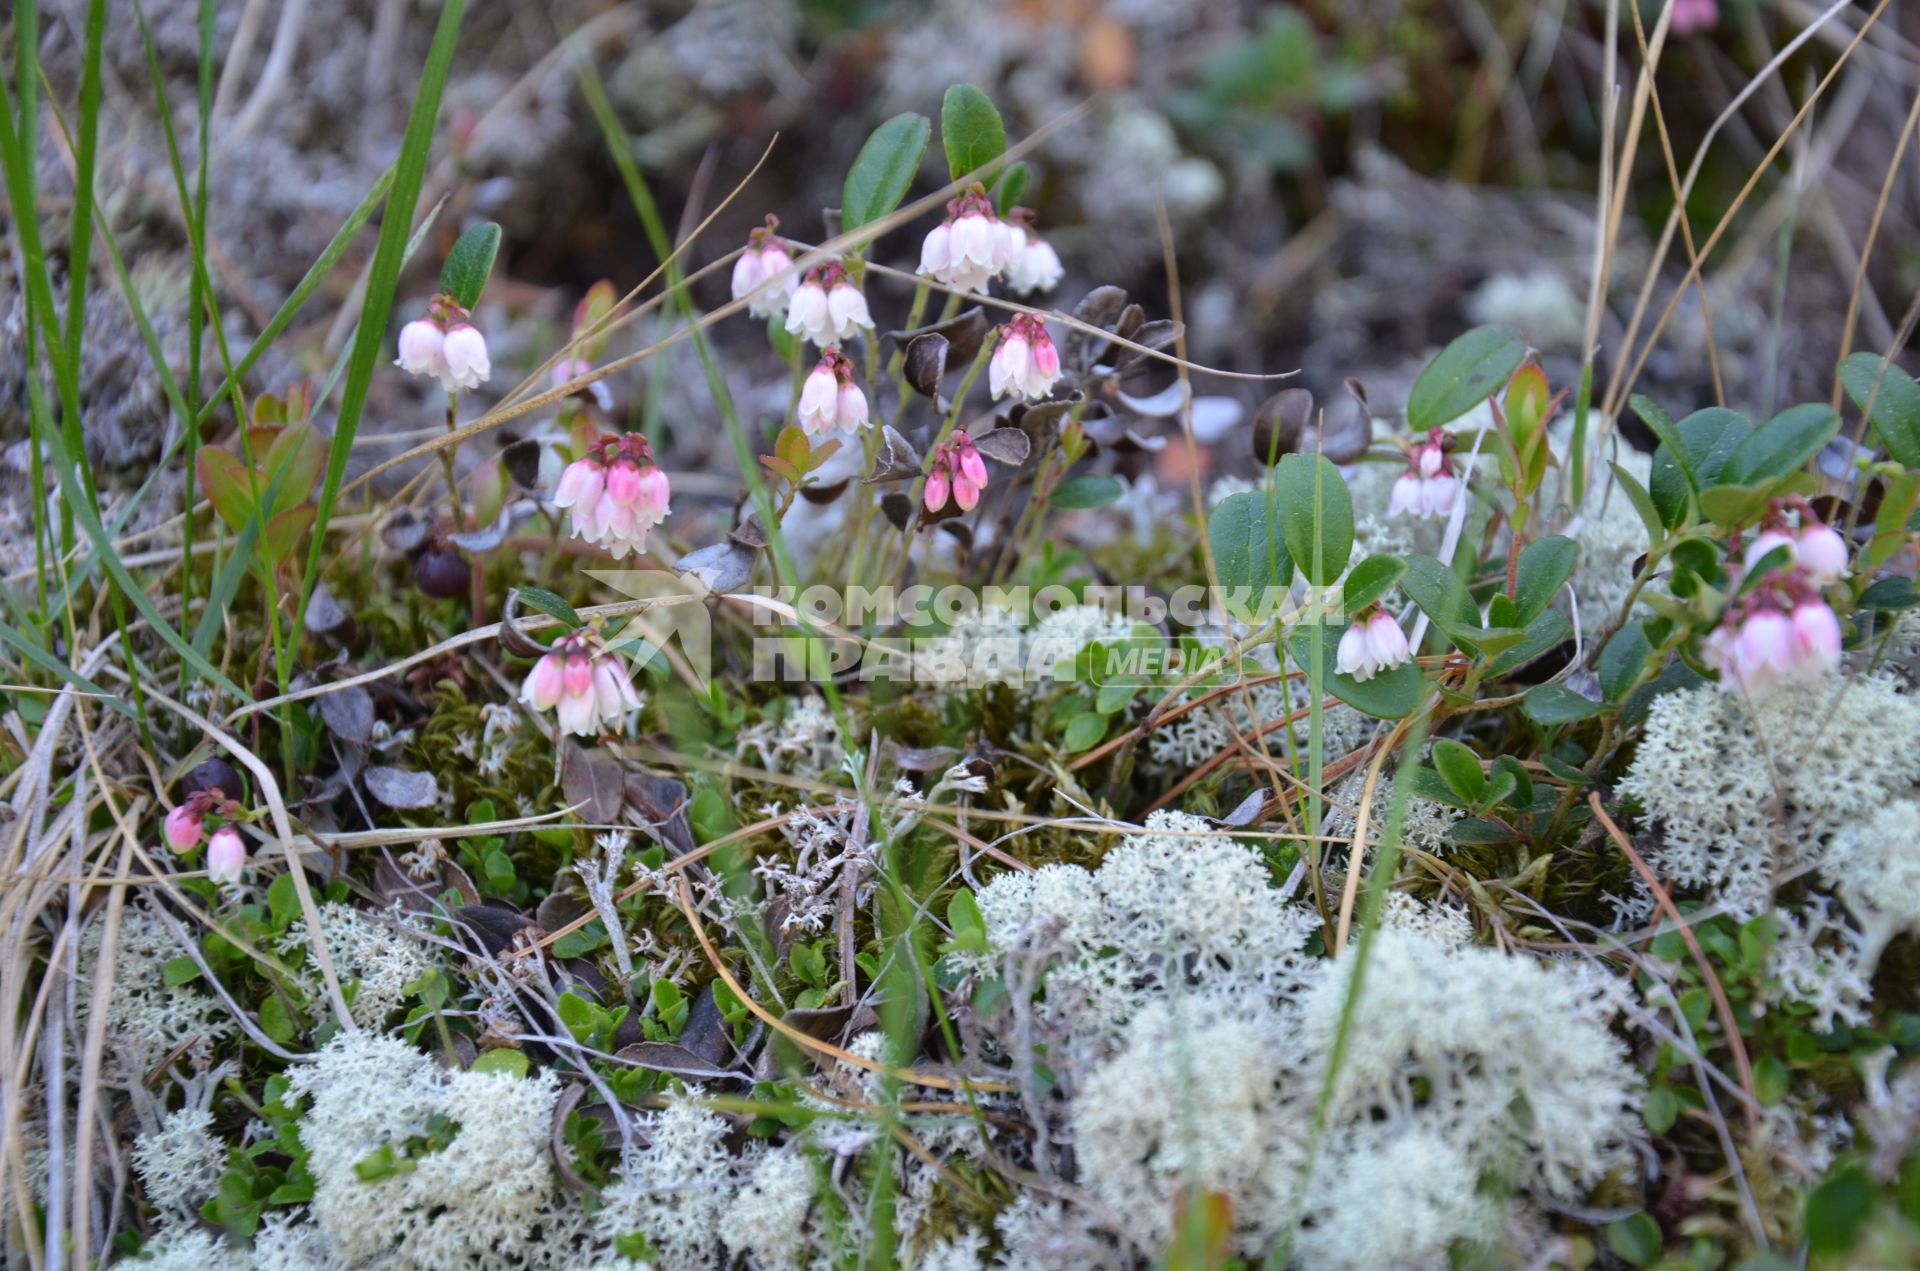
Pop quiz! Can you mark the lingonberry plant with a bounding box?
[12,15,1920,1263]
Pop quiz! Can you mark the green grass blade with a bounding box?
[0,73,248,701]
[299,0,468,626]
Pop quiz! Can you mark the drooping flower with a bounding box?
[1390,429,1461,521]
[206,827,248,887]
[1336,609,1412,682]
[1002,211,1064,296]
[731,217,798,318]
[918,189,1010,293]
[552,434,671,559]
[1795,523,1850,584]
[1706,593,1843,696]
[797,347,869,439]
[521,634,641,738]
[925,431,989,513]
[163,803,205,852]
[394,295,490,394]
[988,314,1062,402]
[394,319,445,379]
[440,325,491,392]
[784,262,872,348]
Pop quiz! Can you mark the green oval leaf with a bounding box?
[515,585,581,630]
[469,1047,529,1079]
[1273,453,1353,586]
[1398,554,1479,639]
[1838,351,1920,467]
[1522,684,1602,725]
[1604,1212,1661,1267]
[1512,535,1577,626]
[1207,491,1293,601]
[1649,407,1750,527]
[1062,711,1107,754]
[941,84,1007,182]
[1430,738,1485,802]
[1488,609,1569,678]
[843,113,931,240]
[1597,621,1652,701]
[1342,553,1405,614]
[1718,402,1837,487]
[1050,473,1124,509]
[440,221,502,310]
[1407,327,1526,430]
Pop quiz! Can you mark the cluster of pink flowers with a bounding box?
[730,217,799,319]
[395,295,491,394]
[1705,511,1851,695]
[1335,608,1413,682]
[1388,429,1462,521]
[798,347,871,438]
[520,632,643,737]
[163,791,250,887]
[918,189,1009,293]
[924,430,989,513]
[553,433,671,559]
[988,314,1062,403]
[785,261,874,348]
[1742,518,1849,586]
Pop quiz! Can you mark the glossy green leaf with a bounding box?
[1512,535,1577,625]
[1719,402,1837,487]
[1208,491,1292,594]
[1838,351,1920,467]
[1649,408,1749,527]
[440,220,502,310]
[1430,739,1485,802]
[1597,621,1652,701]
[842,113,931,238]
[1523,684,1602,725]
[940,84,1006,182]
[1697,482,1773,530]
[1342,554,1404,614]
[1488,609,1569,677]
[1272,452,1353,585]
[1407,326,1526,430]
[1399,554,1479,638]
[515,586,581,630]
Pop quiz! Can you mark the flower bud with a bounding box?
[163,804,204,851]
[988,315,1061,402]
